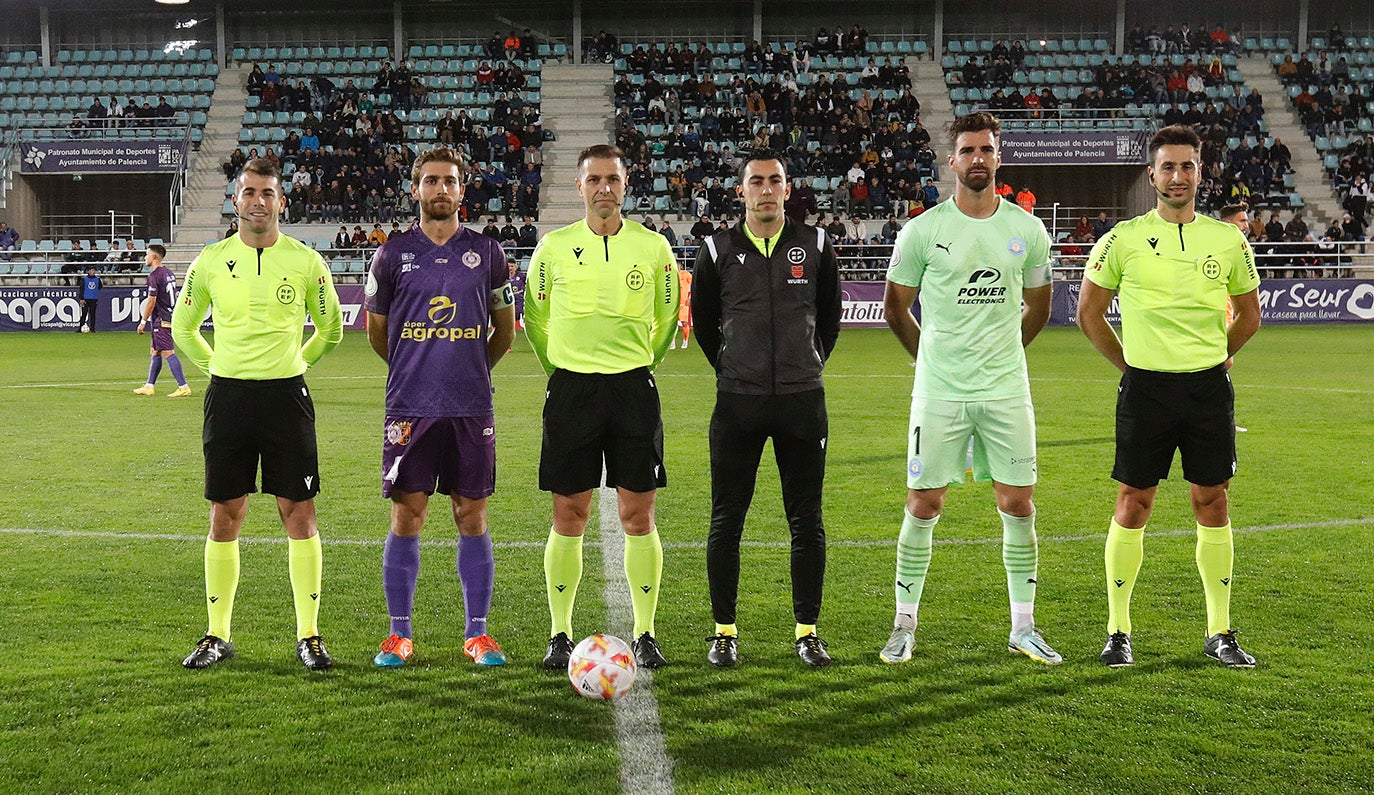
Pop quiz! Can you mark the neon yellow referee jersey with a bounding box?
[524,218,680,375]
[1085,210,1259,372]
[172,233,343,380]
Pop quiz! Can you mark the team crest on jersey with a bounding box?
[1200,256,1221,280]
[385,420,412,446]
[276,283,297,304]
[463,250,481,269]
[1007,237,1027,256]
[401,252,416,262]
[625,268,645,290]
[786,247,806,264]
[908,456,923,479]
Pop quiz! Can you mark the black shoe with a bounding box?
[633,631,668,669]
[1204,630,1256,668]
[795,633,832,667]
[296,635,333,670]
[1100,631,1134,668]
[543,632,575,670]
[706,634,738,667]
[182,634,234,669]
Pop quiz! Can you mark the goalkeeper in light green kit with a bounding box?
[172,158,344,671]
[524,144,680,671]
[879,112,1060,665]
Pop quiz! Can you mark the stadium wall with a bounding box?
[5,280,1373,332]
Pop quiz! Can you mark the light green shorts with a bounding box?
[906,395,1038,489]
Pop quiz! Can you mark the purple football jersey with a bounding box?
[365,227,510,417]
[146,266,177,323]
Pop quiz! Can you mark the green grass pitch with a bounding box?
[1,325,1371,793]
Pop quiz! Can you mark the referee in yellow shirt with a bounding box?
[172,158,344,671]
[524,144,680,671]
[1078,125,1261,669]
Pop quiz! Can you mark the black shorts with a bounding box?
[1113,364,1235,489]
[539,367,666,495]
[203,375,321,502]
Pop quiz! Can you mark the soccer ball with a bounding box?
[80,325,90,333]
[568,633,636,701]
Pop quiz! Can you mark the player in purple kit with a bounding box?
[133,244,191,397]
[365,147,516,667]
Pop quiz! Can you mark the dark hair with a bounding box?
[947,111,1001,149]
[577,143,626,170]
[1218,202,1250,220]
[737,147,786,180]
[238,157,281,183]
[1148,125,1202,160]
[410,145,468,183]
[148,243,167,258]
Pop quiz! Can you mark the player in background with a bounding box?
[365,147,515,668]
[172,158,344,670]
[134,244,191,397]
[692,149,842,667]
[524,144,680,671]
[880,112,1060,666]
[674,266,693,349]
[1078,125,1261,668]
[1217,203,1251,432]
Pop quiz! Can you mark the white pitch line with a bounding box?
[1,516,1369,550]
[596,487,675,795]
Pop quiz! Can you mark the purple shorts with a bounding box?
[382,415,496,499]
[150,322,174,352]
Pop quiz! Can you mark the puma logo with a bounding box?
[897,580,913,592]
[935,242,952,254]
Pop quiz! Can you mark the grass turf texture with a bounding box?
[1,325,1371,793]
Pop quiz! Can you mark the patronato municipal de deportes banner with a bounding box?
[3,281,1372,332]
[999,130,1149,165]
[19,140,188,174]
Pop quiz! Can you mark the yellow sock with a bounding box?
[715,623,737,637]
[288,535,323,639]
[795,623,817,640]
[204,538,239,640]
[544,529,583,637]
[1105,518,1145,635]
[1196,522,1234,637]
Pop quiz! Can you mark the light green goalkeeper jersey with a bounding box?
[1085,209,1260,373]
[524,218,680,375]
[172,232,343,379]
[887,199,1052,400]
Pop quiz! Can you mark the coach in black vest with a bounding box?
[691,148,842,668]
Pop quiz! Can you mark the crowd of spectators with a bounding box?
[611,29,933,225]
[228,59,545,225]
[1124,23,1239,56]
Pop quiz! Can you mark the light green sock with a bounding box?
[544,529,583,637]
[1000,509,1038,633]
[204,538,239,640]
[894,510,937,629]
[288,535,323,639]
[1196,522,1234,637]
[1105,519,1145,635]
[623,528,663,637]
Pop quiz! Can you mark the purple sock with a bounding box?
[146,355,162,385]
[167,354,187,387]
[457,531,495,639]
[382,532,421,638]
